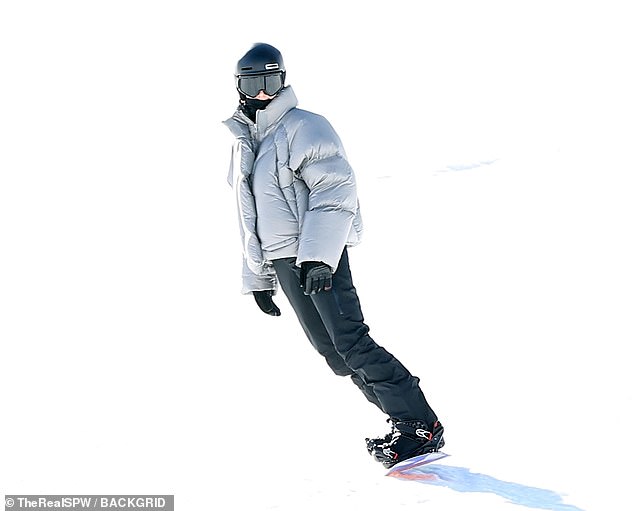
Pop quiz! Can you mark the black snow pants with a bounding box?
[272,248,438,424]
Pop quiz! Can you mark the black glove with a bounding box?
[253,290,281,316]
[300,261,333,295]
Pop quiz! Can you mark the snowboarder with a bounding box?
[223,42,445,468]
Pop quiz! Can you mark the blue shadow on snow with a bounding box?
[396,464,584,511]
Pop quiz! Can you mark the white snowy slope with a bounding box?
[214,153,633,511]
[1,2,633,511]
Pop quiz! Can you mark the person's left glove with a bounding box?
[300,261,333,295]
[253,290,281,316]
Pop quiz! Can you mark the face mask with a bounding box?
[240,97,273,122]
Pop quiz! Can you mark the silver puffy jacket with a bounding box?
[223,86,363,294]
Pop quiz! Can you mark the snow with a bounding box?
[1,2,633,511]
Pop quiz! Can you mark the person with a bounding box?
[223,42,444,468]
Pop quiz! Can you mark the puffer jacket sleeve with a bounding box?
[225,119,278,294]
[241,257,277,295]
[288,114,358,271]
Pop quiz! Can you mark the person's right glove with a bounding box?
[300,261,333,295]
[253,290,281,316]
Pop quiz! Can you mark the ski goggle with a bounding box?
[236,72,284,98]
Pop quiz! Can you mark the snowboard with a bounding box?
[385,451,450,480]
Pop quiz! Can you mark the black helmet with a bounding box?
[235,43,285,77]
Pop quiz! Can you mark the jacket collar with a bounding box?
[254,85,297,132]
[224,85,298,139]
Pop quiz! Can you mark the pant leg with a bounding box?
[272,257,383,410]
[310,249,438,424]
